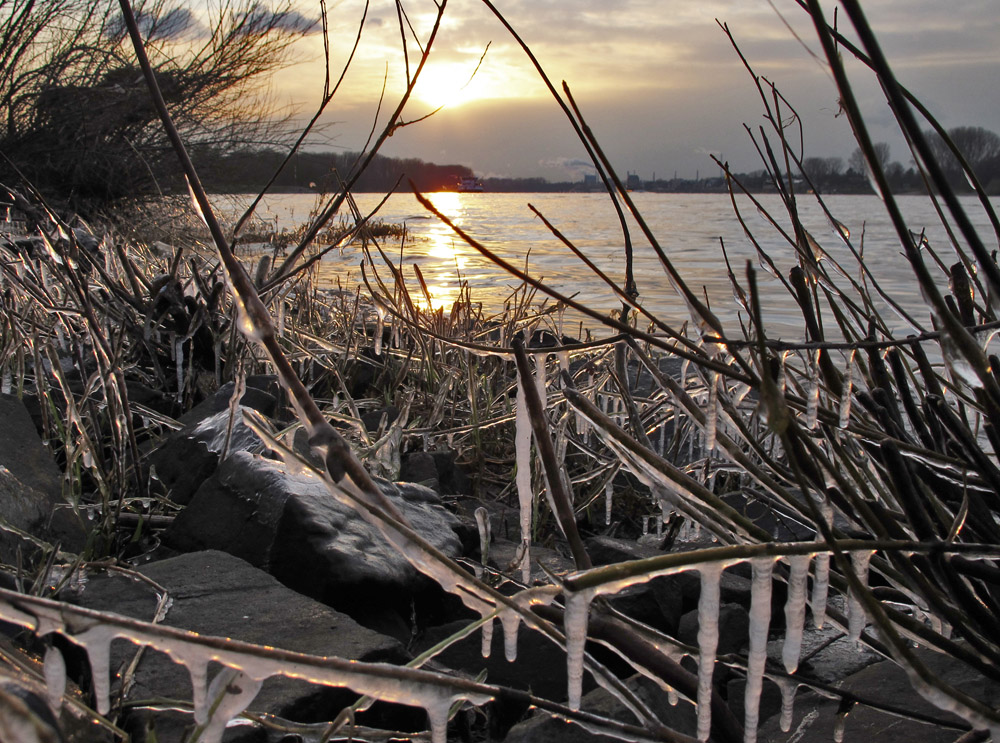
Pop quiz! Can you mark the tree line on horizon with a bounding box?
[0,0,997,210]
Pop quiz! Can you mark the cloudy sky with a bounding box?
[267,0,1000,181]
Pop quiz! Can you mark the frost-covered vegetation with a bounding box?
[1,1,1000,743]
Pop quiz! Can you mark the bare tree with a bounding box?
[924,125,1000,185]
[848,141,890,173]
[0,0,316,207]
[802,156,844,183]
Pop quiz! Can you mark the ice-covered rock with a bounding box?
[0,393,86,559]
[164,452,466,627]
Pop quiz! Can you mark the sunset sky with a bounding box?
[269,0,1000,182]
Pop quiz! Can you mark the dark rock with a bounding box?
[584,535,666,565]
[0,393,87,558]
[487,538,576,583]
[400,451,439,491]
[175,376,280,427]
[604,582,684,636]
[720,491,815,541]
[146,405,272,505]
[678,604,751,655]
[70,550,407,743]
[360,405,399,433]
[503,673,697,743]
[414,617,572,703]
[432,450,472,495]
[757,647,1000,742]
[163,452,465,629]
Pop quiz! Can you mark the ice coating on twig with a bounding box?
[744,557,774,743]
[696,563,722,741]
[43,645,66,711]
[515,364,533,583]
[783,554,811,674]
[0,587,495,743]
[564,589,594,710]
[848,550,873,644]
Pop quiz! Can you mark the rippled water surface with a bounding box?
[236,191,1000,339]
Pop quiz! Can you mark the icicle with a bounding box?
[848,551,873,644]
[175,337,185,403]
[705,373,719,452]
[777,351,789,393]
[744,557,774,743]
[515,367,533,584]
[474,507,491,580]
[533,352,547,414]
[557,350,570,379]
[481,614,494,658]
[499,609,520,662]
[838,351,855,429]
[200,668,264,743]
[374,304,385,356]
[777,678,797,732]
[696,564,723,741]
[564,589,594,710]
[805,350,820,429]
[425,696,451,743]
[73,626,119,716]
[783,554,811,674]
[833,700,855,743]
[605,481,613,526]
[43,645,66,711]
[183,655,211,725]
[812,504,834,628]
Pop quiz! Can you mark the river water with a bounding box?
[230,191,1000,341]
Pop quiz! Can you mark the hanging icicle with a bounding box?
[696,563,723,741]
[744,557,775,743]
[848,550,874,644]
[564,589,594,710]
[805,349,820,429]
[705,372,719,452]
[838,350,855,429]
[515,366,533,584]
[783,554,812,674]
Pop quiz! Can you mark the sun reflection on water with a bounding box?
[411,192,473,311]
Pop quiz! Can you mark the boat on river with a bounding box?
[458,175,484,192]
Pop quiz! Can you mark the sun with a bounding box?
[413,61,485,109]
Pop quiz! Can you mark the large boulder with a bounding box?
[69,550,407,742]
[757,646,1000,742]
[163,452,466,629]
[0,393,87,558]
[145,376,283,506]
